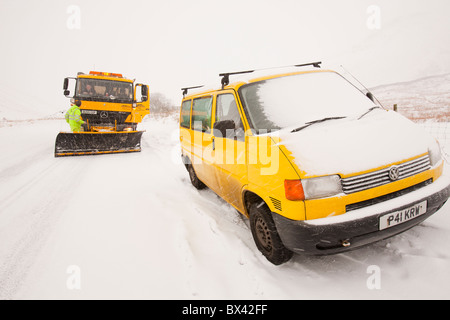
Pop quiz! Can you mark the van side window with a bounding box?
[192,96,213,132]
[215,94,245,140]
[180,100,192,128]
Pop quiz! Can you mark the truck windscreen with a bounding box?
[76,78,133,103]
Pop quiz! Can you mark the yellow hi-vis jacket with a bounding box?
[65,104,85,132]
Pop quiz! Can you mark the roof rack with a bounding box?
[181,85,204,97]
[294,61,322,68]
[219,70,254,89]
[219,61,322,89]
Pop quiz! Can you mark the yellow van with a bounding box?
[179,62,450,265]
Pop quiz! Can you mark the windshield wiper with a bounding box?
[358,106,382,120]
[291,116,347,133]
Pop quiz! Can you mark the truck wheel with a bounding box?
[188,164,206,190]
[249,202,293,265]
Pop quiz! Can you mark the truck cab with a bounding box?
[63,71,149,132]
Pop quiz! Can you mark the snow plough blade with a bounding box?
[54,131,144,157]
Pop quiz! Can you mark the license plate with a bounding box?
[379,200,427,230]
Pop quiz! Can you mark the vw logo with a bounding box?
[389,166,400,181]
[100,111,108,118]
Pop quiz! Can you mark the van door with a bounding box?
[213,92,247,212]
[190,96,219,192]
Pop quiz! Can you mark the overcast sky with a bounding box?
[0,0,449,110]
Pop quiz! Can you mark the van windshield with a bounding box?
[238,71,377,133]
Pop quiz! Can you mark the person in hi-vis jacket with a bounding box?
[65,100,85,132]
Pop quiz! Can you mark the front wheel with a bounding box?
[249,202,293,265]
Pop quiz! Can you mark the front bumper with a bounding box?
[272,174,450,255]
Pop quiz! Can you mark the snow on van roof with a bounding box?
[225,65,323,84]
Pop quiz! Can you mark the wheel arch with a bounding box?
[242,189,271,218]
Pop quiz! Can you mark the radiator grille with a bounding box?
[341,155,431,194]
[346,179,432,212]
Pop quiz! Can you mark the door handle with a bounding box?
[212,137,215,150]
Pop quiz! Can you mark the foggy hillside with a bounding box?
[372,73,450,122]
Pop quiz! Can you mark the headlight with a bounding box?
[302,175,343,200]
[428,140,442,167]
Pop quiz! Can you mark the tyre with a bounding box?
[188,164,206,190]
[249,202,293,265]
[181,154,190,170]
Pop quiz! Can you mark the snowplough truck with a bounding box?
[55,71,150,157]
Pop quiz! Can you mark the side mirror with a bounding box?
[63,78,69,90]
[142,85,148,102]
[64,90,70,96]
[135,84,148,102]
[214,120,235,138]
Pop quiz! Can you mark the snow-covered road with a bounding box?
[0,117,449,300]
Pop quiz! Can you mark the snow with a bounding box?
[277,110,437,177]
[0,68,448,300]
[0,0,449,301]
[0,109,449,300]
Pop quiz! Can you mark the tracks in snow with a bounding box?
[0,148,86,299]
